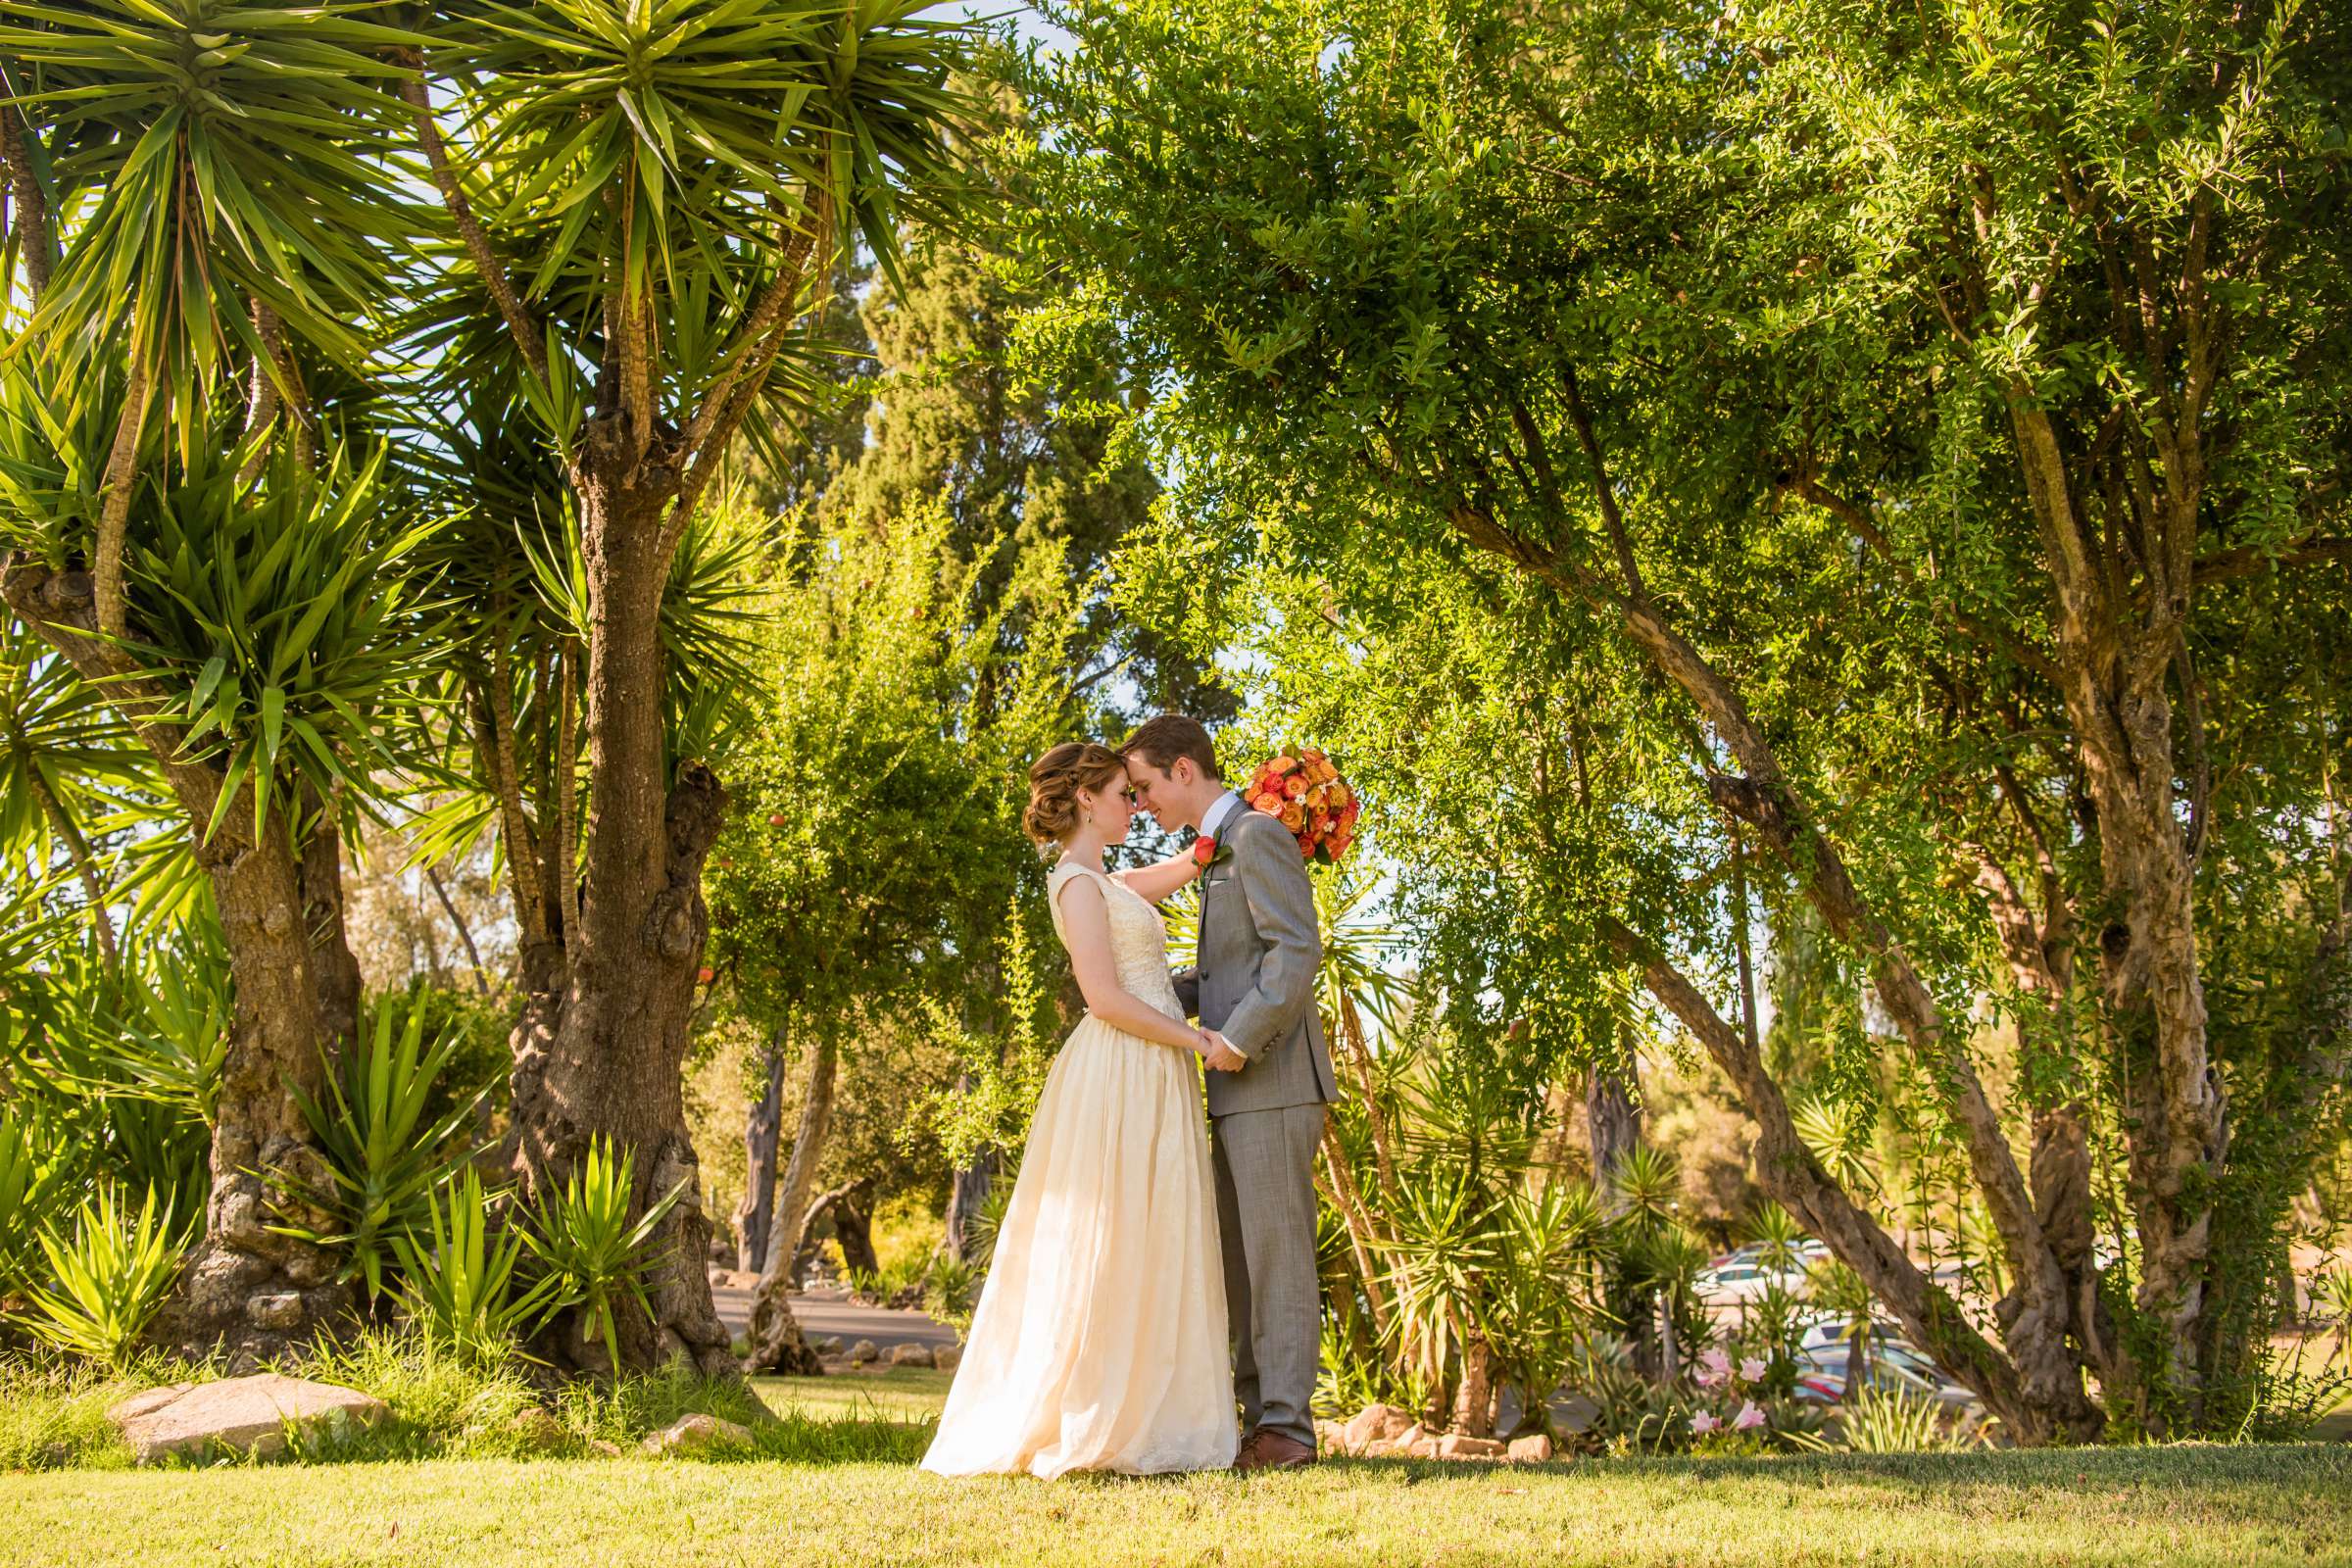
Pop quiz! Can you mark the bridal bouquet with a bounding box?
[1246,746,1359,864]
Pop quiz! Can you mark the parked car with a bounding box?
[1794,1344,1977,1408]
[1693,1257,1812,1315]
[1706,1238,1832,1272]
[1797,1318,1906,1355]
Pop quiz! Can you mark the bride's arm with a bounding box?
[1054,876,1208,1054]
[1109,845,1202,906]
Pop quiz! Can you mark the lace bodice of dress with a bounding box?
[1048,861,1186,1022]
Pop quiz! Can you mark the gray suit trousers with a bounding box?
[1211,1102,1326,1448]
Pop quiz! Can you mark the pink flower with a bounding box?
[1690,1410,1721,1435]
[1740,1357,1768,1384]
[1694,1348,1732,1389]
[1732,1400,1766,1431]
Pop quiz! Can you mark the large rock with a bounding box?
[932,1344,961,1373]
[641,1413,755,1456]
[887,1343,934,1369]
[506,1407,567,1451]
[106,1375,386,1464]
[1343,1403,1417,1455]
[847,1338,879,1365]
[1370,1421,1440,1459]
[1435,1434,1508,1461]
[1506,1432,1553,1464]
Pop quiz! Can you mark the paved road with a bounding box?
[710,1279,957,1353]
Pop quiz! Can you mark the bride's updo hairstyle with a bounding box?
[1026,742,1127,846]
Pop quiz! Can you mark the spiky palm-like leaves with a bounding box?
[520,1136,688,1367]
[393,1166,553,1364]
[0,0,418,399]
[10,1185,187,1368]
[280,997,495,1304]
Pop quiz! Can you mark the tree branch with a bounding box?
[2191,533,2352,584]
[0,77,51,301]
[396,52,550,388]
[667,193,834,556]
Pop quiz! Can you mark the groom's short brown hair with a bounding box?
[1123,714,1222,781]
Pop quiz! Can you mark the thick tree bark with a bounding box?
[1451,1331,1494,1438]
[505,432,734,1378]
[2009,402,2228,1423]
[733,1029,789,1273]
[4,562,352,1369]
[740,1032,837,1372]
[834,1190,878,1280]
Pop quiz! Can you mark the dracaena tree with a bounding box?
[0,0,440,1363]
[395,0,970,1372]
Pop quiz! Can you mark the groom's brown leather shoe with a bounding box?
[1231,1427,1316,1472]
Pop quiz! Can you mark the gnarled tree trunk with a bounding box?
[3,564,354,1369]
[506,434,734,1378]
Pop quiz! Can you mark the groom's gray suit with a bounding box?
[1172,791,1337,1450]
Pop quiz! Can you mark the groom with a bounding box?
[1124,714,1339,1473]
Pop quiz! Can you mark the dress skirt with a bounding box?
[919,1015,1238,1478]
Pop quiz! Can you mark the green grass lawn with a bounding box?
[5,1442,2350,1567]
[752,1367,951,1424]
[8,1362,2349,1566]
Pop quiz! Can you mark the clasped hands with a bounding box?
[1196,1027,1247,1073]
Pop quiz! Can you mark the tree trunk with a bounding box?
[831,1184,879,1280]
[2007,402,2227,1427]
[741,1032,838,1371]
[734,1029,789,1273]
[1587,1061,1641,1209]
[4,562,351,1370]
[943,1148,995,1265]
[505,437,734,1379]
[1451,1330,1494,1438]
[789,1177,876,1287]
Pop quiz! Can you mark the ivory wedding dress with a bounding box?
[919,859,1239,1478]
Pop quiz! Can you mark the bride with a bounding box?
[920,742,1239,1478]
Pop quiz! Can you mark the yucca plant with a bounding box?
[521,1137,688,1366]
[12,1186,186,1368]
[1471,1180,1613,1436]
[389,0,976,1374]
[0,1106,73,1295]
[277,996,494,1303]
[2316,1268,2352,1368]
[1789,1386,1976,1454]
[393,1167,551,1364]
[131,442,447,845]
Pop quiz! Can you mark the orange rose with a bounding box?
[1284,776,1308,799]
[1280,802,1305,830]
[1252,791,1283,812]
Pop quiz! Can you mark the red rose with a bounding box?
[1192,836,1218,866]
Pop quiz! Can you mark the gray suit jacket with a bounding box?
[1172,806,1338,1116]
